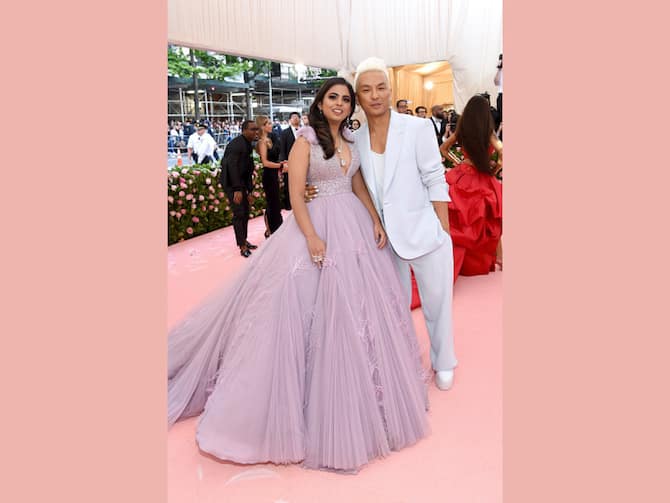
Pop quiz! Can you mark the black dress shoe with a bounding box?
[245,241,258,250]
[240,248,252,258]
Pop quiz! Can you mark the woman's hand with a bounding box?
[306,235,327,268]
[373,221,387,249]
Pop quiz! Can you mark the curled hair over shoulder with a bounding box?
[454,94,495,175]
[308,77,356,159]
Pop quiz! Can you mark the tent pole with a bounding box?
[190,49,200,121]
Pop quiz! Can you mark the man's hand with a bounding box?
[304,184,319,202]
[233,191,243,205]
[432,200,451,234]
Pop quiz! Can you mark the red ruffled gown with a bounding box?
[410,149,502,308]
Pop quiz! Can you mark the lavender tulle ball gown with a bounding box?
[168,126,429,473]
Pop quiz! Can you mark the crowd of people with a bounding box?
[168,118,243,154]
[168,115,312,155]
[168,57,503,474]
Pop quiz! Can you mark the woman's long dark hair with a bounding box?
[308,77,356,159]
[454,94,495,175]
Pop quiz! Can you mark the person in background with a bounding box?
[429,104,447,146]
[183,118,195,139]
[255,115,285,237]
[415,106,427,118]
[439,94,503,280]
[279,111,302,211]
[187,124,219,164]
[445,109,459,139]
[301,114,310,127]
[396,99,409,114]
[219,120,261,258]
[494,53,503,126]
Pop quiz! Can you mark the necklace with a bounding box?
[334,138,347,168]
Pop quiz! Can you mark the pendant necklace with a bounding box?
[335,139,346,168]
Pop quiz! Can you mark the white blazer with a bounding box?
[354,111,450,260]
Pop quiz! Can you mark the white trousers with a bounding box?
[393,237,457,372]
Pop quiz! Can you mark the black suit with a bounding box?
[430,116,447,146]
[279,126,299,210]
[220,135,255,247]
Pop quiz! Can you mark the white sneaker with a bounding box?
[435,370,454,390]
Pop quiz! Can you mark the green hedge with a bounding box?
[167,160,269,245]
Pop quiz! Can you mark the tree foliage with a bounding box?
[167,46,267,81]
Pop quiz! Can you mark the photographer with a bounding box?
[494,54,503,125]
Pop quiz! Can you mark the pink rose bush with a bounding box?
[167,163,271,245]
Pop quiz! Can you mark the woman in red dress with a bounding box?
[439,94,503,281]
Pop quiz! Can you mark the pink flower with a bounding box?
[185,194,193,200]
[201,205,207,211]
[214,199,220,205]
[253,191,260,197]
[191,204,197,210]
[214,208,219,213]
[198,195,205,201]
[218,192,224,198]
[179,191,185,197]
[188,180,193,185]
[180,183,188,189]
[177,199,182,205]
[208,194,215,200]
[169,211,176,216]
[181,168,188,175]
[192,216,200,223]
[209,186,215,192]
[170,185,177,191]
[193,170,200,176]
[176,213,182,219]
[186,227,193,234]
[205,178,212,185]
[167,196,174,203]
[172,172,179,178]
[180,209,187,214]
[208,205,214,210]
[179,178,186,184]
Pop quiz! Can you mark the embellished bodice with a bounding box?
[297,126,360,197]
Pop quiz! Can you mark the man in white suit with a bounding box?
[308,58,457,390]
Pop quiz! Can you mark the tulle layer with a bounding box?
[168,191,429,472]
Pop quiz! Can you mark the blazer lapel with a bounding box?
[383,111,405,194]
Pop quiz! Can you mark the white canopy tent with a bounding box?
[168,0,502,112]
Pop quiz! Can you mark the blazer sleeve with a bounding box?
[279,129,289,161]
[415,119,451,202]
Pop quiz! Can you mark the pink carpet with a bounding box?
[168,213,502,502]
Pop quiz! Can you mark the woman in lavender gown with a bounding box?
[168,77,429,473]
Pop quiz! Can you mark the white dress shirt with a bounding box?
[370,151,385,220]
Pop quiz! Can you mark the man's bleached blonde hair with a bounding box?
[353,57,390,91]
